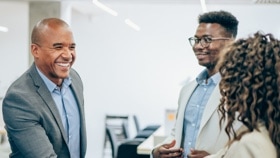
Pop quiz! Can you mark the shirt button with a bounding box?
[196,105,199,108]
[188,142,191,145]
[192,123,195,126]
[204,88,207,91]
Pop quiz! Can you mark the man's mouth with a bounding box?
[57,62,70,67]
[195,52,210,56]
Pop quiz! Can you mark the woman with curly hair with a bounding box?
[205,32,279,158]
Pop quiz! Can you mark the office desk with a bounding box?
[137,126,166,155]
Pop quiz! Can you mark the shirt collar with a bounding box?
[196,69,221,85]
[36,66,72,92]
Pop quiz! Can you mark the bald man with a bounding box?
[2,18,86,158]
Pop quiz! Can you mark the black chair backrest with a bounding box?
[133,115,141,133]
[116,138,146,158]
[106,126,119,158]
[121,120,130,139]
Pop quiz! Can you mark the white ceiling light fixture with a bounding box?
[0,26,8,32]
[200,0,208,12]
[124,19,141,31]
[92,0,118,16]
[253,0,280,3]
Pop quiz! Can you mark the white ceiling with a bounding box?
[1,0,279,18]
[2,0,280,4]
[69,0,280,16]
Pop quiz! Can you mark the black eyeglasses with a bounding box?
[188,36,230,48]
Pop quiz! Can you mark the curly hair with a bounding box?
[218,31,280,157]
[199,10,238,38]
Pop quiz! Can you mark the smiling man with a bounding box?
[151,10,241,158]
[2,18,87,158]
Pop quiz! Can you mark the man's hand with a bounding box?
[187,148,209,158]
[152,140,184,158]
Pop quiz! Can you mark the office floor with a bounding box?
[0,137,10,158]
[0,147,9,158]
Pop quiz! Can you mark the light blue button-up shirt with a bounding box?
[182,69,220,157]
[36,67,81,158]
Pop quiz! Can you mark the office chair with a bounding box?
[105,114,130,142]
[104,114,131,158]
[107,124,147,158]
[105,125,119,158]
[133,115,160,139]
[121,119,130,139]
[116,137,146,158]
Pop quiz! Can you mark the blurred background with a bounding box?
[0,0,280,157]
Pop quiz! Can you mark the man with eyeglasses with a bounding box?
[151,10,242,158]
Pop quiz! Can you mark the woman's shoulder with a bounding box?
[229,125,277,158]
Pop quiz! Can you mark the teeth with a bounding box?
[57,63,69,67]
[196,53,208,55]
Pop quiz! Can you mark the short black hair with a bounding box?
[198,10,238,38]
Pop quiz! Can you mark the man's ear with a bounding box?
[31,44,39,58]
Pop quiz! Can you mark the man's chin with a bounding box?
[57,73,70,79]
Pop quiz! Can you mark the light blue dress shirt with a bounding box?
[36,67,81,158]
[182,69,221,157]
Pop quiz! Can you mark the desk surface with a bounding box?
[137,126,165,155]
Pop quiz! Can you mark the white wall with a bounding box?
[70,3,280,157]
[71,3,201,157]
[0,1,29,126]
[1,1,280,158]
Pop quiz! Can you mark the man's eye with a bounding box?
[194,38,200,43]
[69,46,75,50]
[204,37,212,43]
[53,46,63,50]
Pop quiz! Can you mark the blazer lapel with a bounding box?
[69,70,87,154]
[69,77,83,110]
[174,80,198,147]
[197,85,221,136]
[69,74,85,133]
[29,64,69,142]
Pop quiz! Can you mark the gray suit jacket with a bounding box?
[2,63,87,158]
